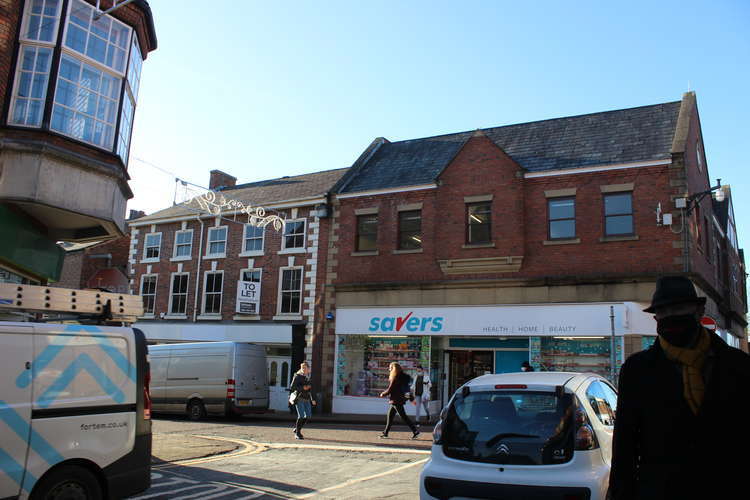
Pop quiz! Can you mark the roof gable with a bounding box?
[338,100,682,194]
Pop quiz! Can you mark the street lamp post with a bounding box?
[678,179,727,273]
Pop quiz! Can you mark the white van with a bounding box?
[0,322,152,500]
[148,342,268,420]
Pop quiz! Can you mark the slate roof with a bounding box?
[135,167,348,222]
[337,100,682,194]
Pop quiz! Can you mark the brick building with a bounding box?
[322,92,747,415]
[0,0,157,284]
[54,210,144,291]
[128,168,347,411]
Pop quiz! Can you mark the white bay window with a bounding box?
[9,0,143,165]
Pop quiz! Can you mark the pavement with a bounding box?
[151,411,435,464]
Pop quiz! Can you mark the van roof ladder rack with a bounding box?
[0,283,143,324]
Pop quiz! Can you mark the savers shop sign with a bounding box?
[337,305,626,336]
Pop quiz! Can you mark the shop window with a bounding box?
[278,267,302,314]
[173,229,193,258]
[143,232,161,260]
[11,0,144,164]
[603,192,633,236]
[548,197,575,239]
[398,210,422,250]
[539,337,611,378]
[356,214,378,251]
[282,220,306,250]
[281,362,289,388]
[140,274,157,315]
[206,226,227,257]
[335,335,431,397]
[168,273,189,315]
[202,271,223,315]
[466,202,492,244]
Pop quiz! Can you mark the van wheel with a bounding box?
[187,400,205,421]
[31,465,102,500]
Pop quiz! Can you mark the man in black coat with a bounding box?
[609,276,750,500]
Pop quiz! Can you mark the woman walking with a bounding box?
[290,361,316,439]
[379,362,420,439]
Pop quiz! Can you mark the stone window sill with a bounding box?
[197,314,223,320]
[163,314,188,320]
[544,238,581,246]
[351,250,379,256]
[238,251,264,257]
[393,249,423,255]
[273,314,303,321]
[140,258,160,264]
[233,315,261,321]
[279,248,307,255]
[462,242,495,249]
[137,314,155,320]
[169,256,192,262]
[599,235,639,242]
[203,254,226,260]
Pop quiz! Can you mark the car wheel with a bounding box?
[31,465,102,500]
[187,399,205,421]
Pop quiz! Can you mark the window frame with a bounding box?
[547,197,576,240]
[172,229,193,260]
[167,272,189,316]
[277,266,303,315]
[139,273,157,316]
[201,270,224,316]
[240,268,262,283]
[240,223,265,256]
[205,225,228,258]
[397,210,422,250]
[466,202,492,245]
[281,219,306,251]
[603,192,634,237]
[142,232,162,261]
[355,214,378,252]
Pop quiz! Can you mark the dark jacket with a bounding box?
[382,372,410,405]
[290,372,313,402]
[609,331,750,500]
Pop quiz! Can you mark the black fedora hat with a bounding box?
[643,276,707,313]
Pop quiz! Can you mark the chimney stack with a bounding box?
[128,209,146,220]
[209,170,237,191]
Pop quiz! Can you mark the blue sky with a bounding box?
[128,0,749,251]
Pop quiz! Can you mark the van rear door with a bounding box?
[234,346,268,408]
[0,324,33,498]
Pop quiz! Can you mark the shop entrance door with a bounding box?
[448,350,493,395]
[267,356,292,412]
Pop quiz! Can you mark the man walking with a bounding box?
[609,276,750,499]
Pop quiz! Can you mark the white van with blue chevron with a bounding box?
[0,322,151,500]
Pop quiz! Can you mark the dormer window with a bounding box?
[10,0,143,166]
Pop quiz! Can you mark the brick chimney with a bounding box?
[209,170,237,191]
[128,209,146,220]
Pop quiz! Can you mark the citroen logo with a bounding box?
[496,444,511,455]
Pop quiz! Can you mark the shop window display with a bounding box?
[539,338,613,377]
[336,335,431,397]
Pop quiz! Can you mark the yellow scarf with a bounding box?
[658,327,711,415]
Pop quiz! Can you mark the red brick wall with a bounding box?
[334,137,684,285]
[54,250,84,289]
[131,208,319,319]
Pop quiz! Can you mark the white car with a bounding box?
[420,371,618,500]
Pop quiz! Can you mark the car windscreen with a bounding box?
[442,390,575,465]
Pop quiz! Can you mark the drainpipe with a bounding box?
[192,217,205,321]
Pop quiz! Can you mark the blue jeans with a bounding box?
[295,399,312,419]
